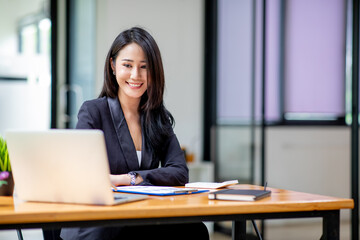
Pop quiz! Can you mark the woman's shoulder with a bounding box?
[81,96,108,108]
[76,97,111,129]
[78,97,111,117]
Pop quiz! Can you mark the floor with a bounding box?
[0,220,353,239]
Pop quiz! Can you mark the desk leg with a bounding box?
[233,220,246,240]
[321,210,340,240]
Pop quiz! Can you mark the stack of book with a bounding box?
[186,180,271,201]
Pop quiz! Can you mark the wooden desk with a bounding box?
[0,185,354,240]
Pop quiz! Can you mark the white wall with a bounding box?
[265,126,351,222]
[266,126,351,198]
[95,0,204,162]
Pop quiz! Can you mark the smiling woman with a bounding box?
[60,27,209,240]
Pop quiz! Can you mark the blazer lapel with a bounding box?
[107,97,140,171]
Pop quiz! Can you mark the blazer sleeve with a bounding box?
[136,131,189,186]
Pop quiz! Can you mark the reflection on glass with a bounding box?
[216,126,254,183]
[20,24,38,54]
[39,18,51,56]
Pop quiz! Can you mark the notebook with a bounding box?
[208,189,271,201]
[5,129,147,205]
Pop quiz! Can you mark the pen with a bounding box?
[264,182,267,191]
[111,184,118,191]
[173,188,198,194]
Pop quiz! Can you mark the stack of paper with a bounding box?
[185,180,239,189]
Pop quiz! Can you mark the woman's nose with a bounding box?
[130,67,141,79]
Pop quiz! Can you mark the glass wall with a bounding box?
[214,0,348,183]
[65,0,96,128]
[216,0,256,183]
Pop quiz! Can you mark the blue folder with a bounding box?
[113,186,209,196]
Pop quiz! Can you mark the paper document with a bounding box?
[185,180,239,189]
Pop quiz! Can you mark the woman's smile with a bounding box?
[126,81,143,88]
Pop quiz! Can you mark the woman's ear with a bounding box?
[110,57,115,72]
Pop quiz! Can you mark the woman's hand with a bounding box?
[110,174,143,186]
[110,174,131,186]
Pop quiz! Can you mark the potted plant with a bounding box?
[0,135,13,196]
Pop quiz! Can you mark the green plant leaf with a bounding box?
[4,153,8,172]
[0,154,4,172]
[4,142,10,172]
[0,136,11,172]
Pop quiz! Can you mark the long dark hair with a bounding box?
[100,27,174,155]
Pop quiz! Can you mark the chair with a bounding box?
[43,228,62,240]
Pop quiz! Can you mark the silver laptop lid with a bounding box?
[6,129,118,205]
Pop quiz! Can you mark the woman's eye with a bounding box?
[123,64,132,68]
[141,65,147,69]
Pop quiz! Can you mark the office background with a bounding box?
[0,0,357,239]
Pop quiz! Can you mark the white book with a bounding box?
[185,180,239,189]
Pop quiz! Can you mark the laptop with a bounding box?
[5,129,147,205]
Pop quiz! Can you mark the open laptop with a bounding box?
[5,129,147,205]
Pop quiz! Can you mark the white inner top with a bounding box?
[136,151,142,166]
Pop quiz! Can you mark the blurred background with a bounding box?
[0,0,358,239]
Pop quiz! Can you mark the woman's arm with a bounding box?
[135,134,189,186]
[110,134,188,186]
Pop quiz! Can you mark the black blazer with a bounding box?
[76,96,188,186]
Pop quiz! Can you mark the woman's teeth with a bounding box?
[128,82,141,87]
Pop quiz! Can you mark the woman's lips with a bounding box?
[127,82,143,88]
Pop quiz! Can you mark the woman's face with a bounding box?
[111,43,148,102]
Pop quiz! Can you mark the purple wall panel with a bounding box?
[284,0,346,115]
[265,0,281,121]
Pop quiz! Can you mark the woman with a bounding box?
[60,27,209,240]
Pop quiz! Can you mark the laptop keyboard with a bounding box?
[114,194,126,200]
